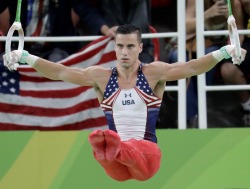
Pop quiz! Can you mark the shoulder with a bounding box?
[142,61,171,73]
[140,62,168,93]
[85,65,112,79]
[142,61,172,81]
[90,66,112,87]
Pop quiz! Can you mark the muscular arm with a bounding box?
[148,44,245,82]
[32,57,107,87]
[3,50,112,102]
[155,53,218,81]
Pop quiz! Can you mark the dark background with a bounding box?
[151,1,245,129]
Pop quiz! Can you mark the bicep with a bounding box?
[150,62,189,82]
[159,62,191,81]
[59,66,97,87]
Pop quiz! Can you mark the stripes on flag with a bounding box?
[0,36,116,130]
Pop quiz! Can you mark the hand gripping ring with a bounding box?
[5,22,24,62]
[227,15,241,58]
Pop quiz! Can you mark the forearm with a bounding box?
[100,25,112,36]
[16,51,65,80]
[187,54,218,76]
[33,58,66,81]
[186,11,211,36]
[187,45,234,76]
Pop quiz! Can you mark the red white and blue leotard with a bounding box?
[100,64,162,143]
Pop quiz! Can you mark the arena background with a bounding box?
[0,129,250,189]
[152,1,246,129]
[1,1,250,189]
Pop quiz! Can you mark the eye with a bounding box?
[117,44,123,49]
[128,44,134,48]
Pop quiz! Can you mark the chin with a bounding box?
[121,63,131,69]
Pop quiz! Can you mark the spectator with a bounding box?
[103,0,154,63]
[0,0,106,62]
[0,7,9,35]
[220,0,250,126]
[74,0,154,63]
[0,5,9,54]
[168,0,229,128]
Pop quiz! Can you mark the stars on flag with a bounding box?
[0,61,20,94]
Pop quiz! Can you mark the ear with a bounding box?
[139,43,143,53]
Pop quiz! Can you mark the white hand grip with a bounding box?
[5,22,24,62]
[227,15,241,58]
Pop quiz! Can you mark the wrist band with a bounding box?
[211,50,224,62]
[220,46,231,59]
[20,50,39,67]
[26,54,39,67]
[211,46,232,62]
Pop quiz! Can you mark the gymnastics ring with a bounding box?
[228,15,241,59]
[5,22,24,63]
[226,0,242,64]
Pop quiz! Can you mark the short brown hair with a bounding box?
[115,24,142,43]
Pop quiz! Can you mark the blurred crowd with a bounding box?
[1,0,250,129]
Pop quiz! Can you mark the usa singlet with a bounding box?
[100,64,162,143]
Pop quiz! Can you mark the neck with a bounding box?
[117,61,140,80]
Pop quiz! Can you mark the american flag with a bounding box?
[0,36,117,130]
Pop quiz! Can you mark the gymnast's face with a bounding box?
[114,33,143,69]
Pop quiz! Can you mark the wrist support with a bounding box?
[18,50,39,67]
[211,45,233,62]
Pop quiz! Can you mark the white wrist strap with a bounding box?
[26,54,39,67]
[211,46,232,62]
[211,50,224,62]
[20,50,39,67]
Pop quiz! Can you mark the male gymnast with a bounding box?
[3,24,246,181]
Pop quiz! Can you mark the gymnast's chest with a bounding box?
[112,88,146,112]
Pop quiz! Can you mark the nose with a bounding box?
[121,48,127,55]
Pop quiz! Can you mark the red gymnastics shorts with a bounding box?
[89,130,162,181]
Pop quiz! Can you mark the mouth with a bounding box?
[121,58,129,62]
